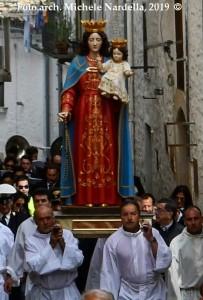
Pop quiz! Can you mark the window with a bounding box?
[0,82,4,107]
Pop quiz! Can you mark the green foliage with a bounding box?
[55,12,74,42]
[47,11,75,43]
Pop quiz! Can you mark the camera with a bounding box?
[53,225,60,233]
[142,225,148,232]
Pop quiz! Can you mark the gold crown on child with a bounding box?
[111,38,127,48]
[81,20,107,32]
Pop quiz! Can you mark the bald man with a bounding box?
[24,206,83,300]
[167,206,203,300]
[81,289,115,300]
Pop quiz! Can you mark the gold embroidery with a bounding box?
[78,91,116,188]
[84,72,101,91]
[61,94,73,105]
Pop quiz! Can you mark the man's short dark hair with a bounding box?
[15,175,29,186]
[120,199,141,215]
[13,166,25,173]
[32,188,51,201]
[4,156,17,165]
[26,146,38,157]
[20,155,32,162]
[44,163,59,173]
[141,193,156,205]
[156,198,177,219]
[1,171,14,181]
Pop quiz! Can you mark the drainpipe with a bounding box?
[185,0,192,164]
[185,0,189,122]
[57,61,63,137]
[125,0,135,169]
[45,55,50,154]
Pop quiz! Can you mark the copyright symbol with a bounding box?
[174,3,182,11]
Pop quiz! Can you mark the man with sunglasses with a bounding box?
[15,175,34,216]
[0,184,29,238]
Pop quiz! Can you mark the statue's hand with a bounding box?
[58,112,71,123]
[124,70,134,78]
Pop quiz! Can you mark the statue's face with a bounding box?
[112,48,123,62]
[88,33,102,54]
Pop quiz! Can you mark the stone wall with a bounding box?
[188,0,203,208]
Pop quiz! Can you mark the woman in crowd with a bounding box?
[171,185,193,225]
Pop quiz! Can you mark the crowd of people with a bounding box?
[0,136,202,300]
[0,146,62,215]
[0,148,203,300]
[85,191,203,300]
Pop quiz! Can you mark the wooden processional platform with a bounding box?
[55,206,153,238]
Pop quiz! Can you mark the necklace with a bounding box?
[87,55,98,61]
[86,55,102,67]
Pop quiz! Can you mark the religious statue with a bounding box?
[58,20,134,206]
[97,38,133,103]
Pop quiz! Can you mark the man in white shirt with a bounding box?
[100,200,172,300]
[0,184,29,238]
[167,205,203,300]
[24,206,83,299]
[4,188,51,299]
[0,184,15,300]
[0,223,14,300]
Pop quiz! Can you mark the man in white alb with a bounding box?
[167,205,203,300]
[4,188,52,298]
[0,184,14,300]
[24,206,83,299]
[100,200,172,300]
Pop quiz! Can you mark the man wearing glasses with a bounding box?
[153,198,184,246]
[14,175,34,216]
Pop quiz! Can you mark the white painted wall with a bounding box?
[0,32,60,160]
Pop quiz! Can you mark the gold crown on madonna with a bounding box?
[111,38,127,48]
[81,20,107,32]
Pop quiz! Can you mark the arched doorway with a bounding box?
[174,107,190,186]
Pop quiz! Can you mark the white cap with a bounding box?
[0,184,16,194]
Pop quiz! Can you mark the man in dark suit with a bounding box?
[32,163,60,192]
[0,184,29,238]
[153,198,184,246]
